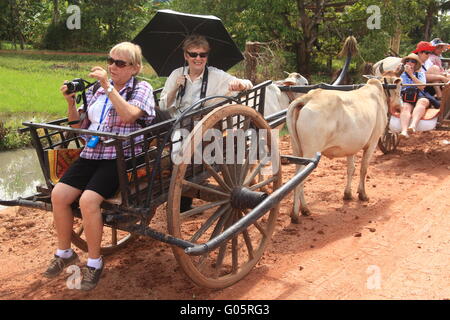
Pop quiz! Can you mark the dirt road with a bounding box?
[0,130,449,300]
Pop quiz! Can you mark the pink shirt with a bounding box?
[424,53,443,71]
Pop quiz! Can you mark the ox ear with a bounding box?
[283,71,290,76]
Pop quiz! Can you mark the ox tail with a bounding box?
[338,36,358,58]
[286,100,306,158]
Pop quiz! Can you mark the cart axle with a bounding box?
[231,187,268,210]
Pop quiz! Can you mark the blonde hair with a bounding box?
[182,34,210,52]
[110,42,143,75]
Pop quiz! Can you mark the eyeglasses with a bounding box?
[186,51,209,58]
[405,59,417,64]
[419,51,431,55]
[107,57,132,68]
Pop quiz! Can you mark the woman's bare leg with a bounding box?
[51,183,83,250]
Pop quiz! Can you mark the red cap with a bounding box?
[412,41,436,53]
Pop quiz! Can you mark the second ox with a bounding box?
[286,74,402,223]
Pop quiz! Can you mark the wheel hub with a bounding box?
[230,187,268,210]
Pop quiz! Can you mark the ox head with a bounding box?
[364,73,403,112]
[282,72,309,86]
[274,72,309,86]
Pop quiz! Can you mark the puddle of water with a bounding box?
[0,148,45,208]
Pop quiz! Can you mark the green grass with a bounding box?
[0,51,167,150]
[0,52,166,118]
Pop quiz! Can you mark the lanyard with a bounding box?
[97,96,110,130]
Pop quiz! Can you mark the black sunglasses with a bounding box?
[405,59,417,64]
[186,51,209,58]
[107,57,132,68]
[420,51,431,55]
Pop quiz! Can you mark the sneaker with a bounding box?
[407,126,416,135]
[399,131,409,139]
[79,264,104,291]
[43,251,79,278]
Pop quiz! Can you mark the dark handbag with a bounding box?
[402,87,419,103]
[418,89,441,109]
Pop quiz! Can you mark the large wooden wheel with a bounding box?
[167,105,282,289]
[378,115,400,154]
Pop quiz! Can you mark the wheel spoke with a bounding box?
[111,228,118,245]
[213,209,235,276]
[238,156,250,185]
[237,211,254,260]
[182,179,230,199]
[243,157,270,186]
[249,176,277,191]
[190,204,231,242]
[204,162,231,192]
[180,199,229,219]
[231,235,239,274]
[220,163,235,187]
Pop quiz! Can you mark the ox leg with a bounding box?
[343,155,355,200]
[357,145,376,201]
[291,164,311,223]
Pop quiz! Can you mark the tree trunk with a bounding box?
[244,42,260,85]
[296,41,311,79]
[423,0,437,41]
[52,0,60,24]
[389,27,401,56]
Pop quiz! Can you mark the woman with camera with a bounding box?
[43,42,155,290]
[399,53,430,139]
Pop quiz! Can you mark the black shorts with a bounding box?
[58,157,119,199]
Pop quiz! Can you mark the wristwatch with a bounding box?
[106,84,114,96]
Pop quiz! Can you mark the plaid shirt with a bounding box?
[79,77,155,160]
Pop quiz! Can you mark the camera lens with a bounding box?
[65,79,85,94]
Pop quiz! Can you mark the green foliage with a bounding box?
[0,119,32,151]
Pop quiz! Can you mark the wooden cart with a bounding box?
[0,80,320,289]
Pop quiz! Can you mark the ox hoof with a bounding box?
[343,193,353,201]
[358,193,369,202]
[290,215,300,224]
[301,208,311,217]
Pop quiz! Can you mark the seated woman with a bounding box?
[159,34,253,212]
[412,41,449,99]
[159,34,253,117]
[399,53,430,139]
[44,42,155,290]
[424,38,450,99]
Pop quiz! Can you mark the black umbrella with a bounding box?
[132,9,244,77]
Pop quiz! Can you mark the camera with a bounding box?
[64,78,86,94]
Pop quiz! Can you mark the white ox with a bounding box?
[286,75,402,223]
[263,72,308,117]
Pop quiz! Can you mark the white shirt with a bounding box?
[87,94,112,131]
[159,66,251,117]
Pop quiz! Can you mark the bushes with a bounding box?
[0,121,31,151]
